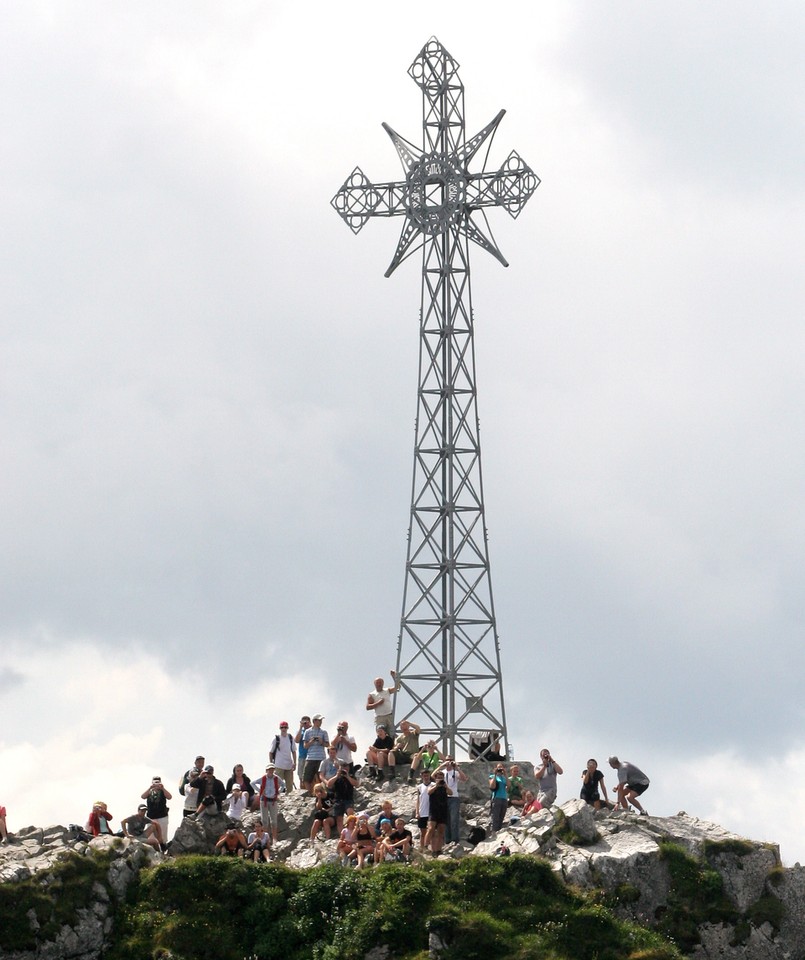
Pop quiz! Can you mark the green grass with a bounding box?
[2,842,787,959]
[107,855,681,960]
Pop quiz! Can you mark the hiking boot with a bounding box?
[376,769,385,782]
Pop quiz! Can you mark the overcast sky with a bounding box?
[2,1,804,863]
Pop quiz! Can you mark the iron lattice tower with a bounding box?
[332,38,539,759]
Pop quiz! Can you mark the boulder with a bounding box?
[559,797,598,844]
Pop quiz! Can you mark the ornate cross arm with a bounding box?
[330,168,408,235]
[465,152,540,218]
[330,37,539,276]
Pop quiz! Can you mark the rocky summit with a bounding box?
[2,762,804,959]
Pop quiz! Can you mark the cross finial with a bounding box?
[331,37,539,277]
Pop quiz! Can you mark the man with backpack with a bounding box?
[269,721,297,793]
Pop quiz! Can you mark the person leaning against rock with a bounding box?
[608,756,649,815]
[178,755,205,818]
[535,748,563,807]
[415,769,432,849]
[438,755,468,844]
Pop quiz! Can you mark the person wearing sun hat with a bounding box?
[224,783,250,822]
[252,763,282,842]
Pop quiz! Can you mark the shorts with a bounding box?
[393,751,412,765]
[333,801,349,817]
[303,760,321,784]
[314,810,334,822]
[417,816,429,832]
[374,713,393,733]
[627,781,649,796]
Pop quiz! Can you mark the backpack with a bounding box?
[467,826,486,846]
[270,733,294,763]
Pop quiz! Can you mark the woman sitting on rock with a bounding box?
[521,790,542,817]
[246,821,270,862]
[309,783,336,841]
[580,759,609,810]
[226,764,256,809]
[352,814,377,868]
[337,813,359,864]
[86,801,114,837]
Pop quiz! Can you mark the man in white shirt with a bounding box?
[438,756,468,844]
[332,720,358,772]
[269,721,297,794]
[415,769,432,850]
[366,671,399,731]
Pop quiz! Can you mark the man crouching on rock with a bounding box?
[608,756,649,815]
[216,825,248,857]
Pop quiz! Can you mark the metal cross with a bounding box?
[331,37,539,760]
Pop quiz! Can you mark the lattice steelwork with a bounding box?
[332,38,539,759]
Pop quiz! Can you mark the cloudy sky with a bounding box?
[2,1,804,862]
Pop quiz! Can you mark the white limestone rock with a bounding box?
[559,798,598,843]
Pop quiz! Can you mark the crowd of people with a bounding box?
[0,675,651,863]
